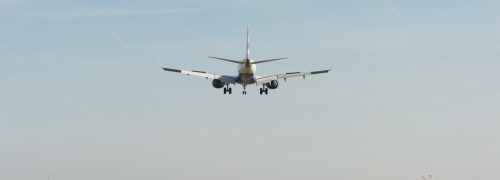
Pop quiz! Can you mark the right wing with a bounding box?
[256,69,331,85]
[162,67,237,84]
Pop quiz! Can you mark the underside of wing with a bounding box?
[162,67,237,84]
[256,69,331,85]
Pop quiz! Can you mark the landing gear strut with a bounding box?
[223,84,232,94]
[259,85,268,95]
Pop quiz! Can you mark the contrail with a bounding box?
[109,26,130,52]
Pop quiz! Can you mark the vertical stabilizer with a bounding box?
[246,24,251,60]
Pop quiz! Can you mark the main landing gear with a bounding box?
[223,84,269,96]
[259,85,269,95]
[223,84,232,94]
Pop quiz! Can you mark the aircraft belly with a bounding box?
[237,73,256,84]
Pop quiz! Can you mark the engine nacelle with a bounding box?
[266,80,279,89]
[212,79,225,89]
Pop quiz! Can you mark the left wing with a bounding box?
[162,67,237,84]
[256,69,331,85]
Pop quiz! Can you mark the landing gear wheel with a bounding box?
[223,86,232,95]
[260,87,269,95]
[242,91,247,95]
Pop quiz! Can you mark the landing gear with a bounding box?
[242,85,247,95]
[259,85,269,95]
[259,88,268,95]
[224,88,232,94]
[223,84,232,94]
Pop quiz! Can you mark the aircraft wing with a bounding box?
[162,67,237,84]
[256,69,331,85]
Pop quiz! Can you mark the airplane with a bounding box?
[161,26,331,95]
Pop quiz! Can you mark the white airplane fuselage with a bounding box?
[237,59,257,85]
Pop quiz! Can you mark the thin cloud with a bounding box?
[0,0,22,8]
[61,0,79,8]
[1,1,209,18]
[72,7,203,17]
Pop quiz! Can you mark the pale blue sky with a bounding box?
[1,0,500,180]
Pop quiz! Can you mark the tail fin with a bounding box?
[246,24,251,60]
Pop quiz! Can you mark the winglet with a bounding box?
[162,67,181,73]
[310,69,331,74]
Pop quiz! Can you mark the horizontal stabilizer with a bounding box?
[252,57,287,64]
[209,56,244,64]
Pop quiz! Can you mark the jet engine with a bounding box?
[212,79,225,89]
[266,80,279,89]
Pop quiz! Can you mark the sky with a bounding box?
[1,0,500,179]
